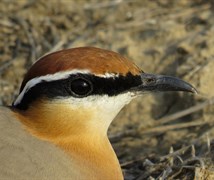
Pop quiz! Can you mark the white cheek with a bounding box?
[95,93,133,120]
[62,93,134,123]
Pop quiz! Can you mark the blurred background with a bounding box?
[1,0,214,179]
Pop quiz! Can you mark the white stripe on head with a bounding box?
[13,69,119,106]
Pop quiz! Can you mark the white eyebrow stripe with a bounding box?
[13,69,119,106]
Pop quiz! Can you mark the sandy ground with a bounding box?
[1,0,214,179]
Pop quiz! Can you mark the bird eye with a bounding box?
[70,78,93,97]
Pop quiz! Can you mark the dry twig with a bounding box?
[142,121,208,135]
[84,0,134,10]
[155,97,214,125]
[15,17,37,64]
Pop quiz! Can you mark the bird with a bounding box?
[0,47,196,179]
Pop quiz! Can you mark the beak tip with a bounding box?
[191,87,198,94]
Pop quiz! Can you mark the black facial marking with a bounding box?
[13,72,142,110]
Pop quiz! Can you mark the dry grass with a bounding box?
[1,0,214,179]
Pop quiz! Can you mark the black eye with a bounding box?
[70,78,93,97]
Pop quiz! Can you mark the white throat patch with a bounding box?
[54,92,134,130]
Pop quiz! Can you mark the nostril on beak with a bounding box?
[145,78,155,84]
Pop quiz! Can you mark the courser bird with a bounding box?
[0,47,196,179]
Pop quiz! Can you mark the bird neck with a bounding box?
[11,101,123,179]
[57,136,123,179]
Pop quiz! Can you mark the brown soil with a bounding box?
[1,0,214,179]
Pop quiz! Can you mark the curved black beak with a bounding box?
[136,73,197,93]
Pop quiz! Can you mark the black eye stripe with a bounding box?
[13,72,142,110]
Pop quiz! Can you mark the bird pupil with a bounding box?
[70,79,91,96]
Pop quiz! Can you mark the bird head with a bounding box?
[12,47,196,140]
